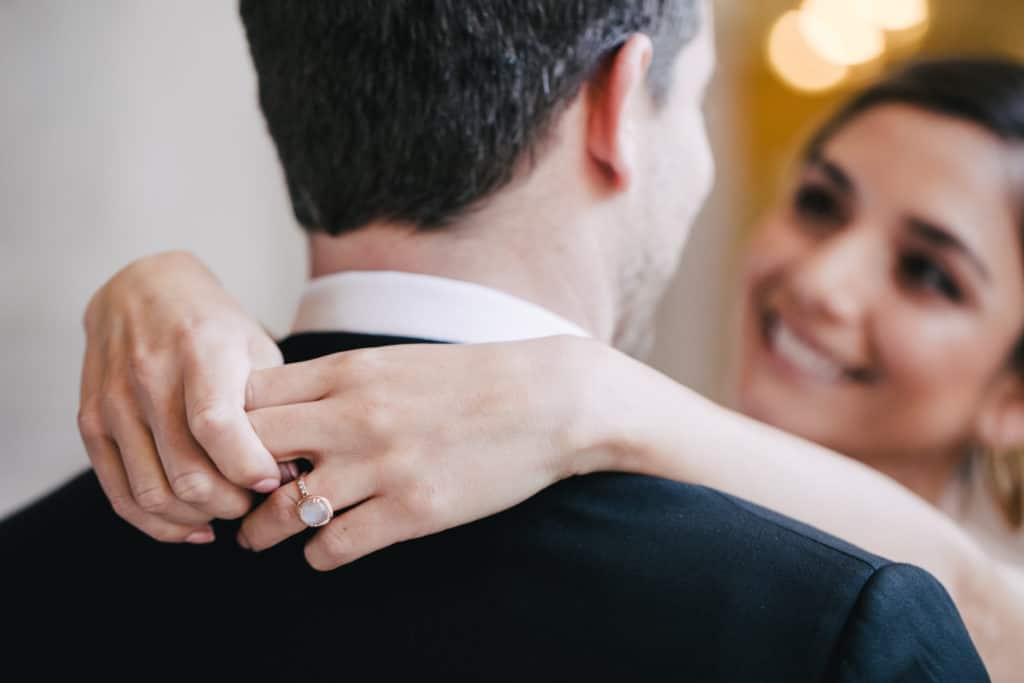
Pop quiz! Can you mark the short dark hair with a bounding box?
[239,0,700,235]
[805,56,1024,527]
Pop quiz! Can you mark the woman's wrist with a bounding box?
[536,336,616,479]
[555,338,684,480]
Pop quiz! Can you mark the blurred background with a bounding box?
[2,0,1023,516]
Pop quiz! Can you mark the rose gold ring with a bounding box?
[296,475,333,528]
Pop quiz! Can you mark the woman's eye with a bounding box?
[794,184,842,225]
[899,252,963,302]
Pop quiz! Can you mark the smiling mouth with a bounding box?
[760,310,876,385]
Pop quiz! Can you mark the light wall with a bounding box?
[1,1,305,514]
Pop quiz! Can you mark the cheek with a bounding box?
[877,308,1005,389]
[742,215,802,294]
[871,308,1005,439]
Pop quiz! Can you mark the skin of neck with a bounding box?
[307,98,625,345]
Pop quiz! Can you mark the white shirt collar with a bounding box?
[291,270,590,343]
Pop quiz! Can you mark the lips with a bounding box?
[760,310,875,384]
[770,317,844,381]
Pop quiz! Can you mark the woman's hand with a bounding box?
[77,251,285,543]
[238,336,615,570]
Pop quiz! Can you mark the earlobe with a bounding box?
[585,34,654,192]
[976,374,1024,452]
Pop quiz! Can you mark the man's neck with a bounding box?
[307,218,617,344]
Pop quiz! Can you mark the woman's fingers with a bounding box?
[304,497,421,571]
[80,340,206,541]
[237,463,376,552]
[107,403,213,528]
[246,402,358,462]
[233,338,594,570]
[245,355,338,410]
[143,382,255,520]
[80,420,210,544]
[77,252,293,542]
[182,336,281,492]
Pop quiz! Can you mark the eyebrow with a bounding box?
[805,152,855,194]
[806,151,992,283]
[907,218,991,282]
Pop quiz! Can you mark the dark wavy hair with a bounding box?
[805,57,1024,527]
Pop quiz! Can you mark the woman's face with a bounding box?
[736,104,1024,471]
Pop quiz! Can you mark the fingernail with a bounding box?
[236,530,252,550]
[252,478,280,493]
[185,528,215,544]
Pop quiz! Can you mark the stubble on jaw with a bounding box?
[611,251,670,359]
[613,307,658,359]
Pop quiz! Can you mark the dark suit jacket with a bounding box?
[0,332,988,681]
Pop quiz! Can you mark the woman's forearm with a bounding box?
[604,361,973,585]
[572,346,1021,676]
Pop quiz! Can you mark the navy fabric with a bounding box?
[0,331,988,681]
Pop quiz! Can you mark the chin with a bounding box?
[736,380,841,448]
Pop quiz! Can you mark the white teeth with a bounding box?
[771,321,843,381]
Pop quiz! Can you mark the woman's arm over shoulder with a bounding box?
[569,339,1019,678]
[957,559,1024,680]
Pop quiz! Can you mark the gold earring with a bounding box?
[982,446,1024,529]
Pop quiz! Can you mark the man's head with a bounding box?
[240,0,714,352]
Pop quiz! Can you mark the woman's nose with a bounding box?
[788,229,879,325]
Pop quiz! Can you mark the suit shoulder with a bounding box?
[465,473,898,678]
[706,483,890,570]
[540,472,889,573]
[826,563,989,681]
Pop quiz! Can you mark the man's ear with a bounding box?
[585,34,654,192]
[976,372,1024,452]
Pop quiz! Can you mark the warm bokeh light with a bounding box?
[859,0,930,32]
[766,0,932,93]
[767,10,849,93]
[799,0,886,65]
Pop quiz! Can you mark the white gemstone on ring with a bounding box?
[298,495,333,527]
